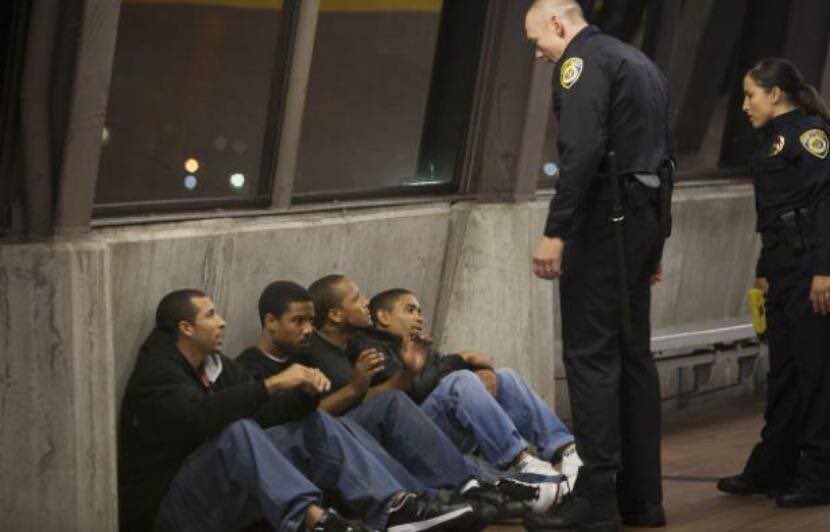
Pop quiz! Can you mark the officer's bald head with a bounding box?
[525,0,587,63]
[527,0,586,27]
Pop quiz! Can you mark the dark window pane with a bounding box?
[95,0,289,211]
[295,0,480,198]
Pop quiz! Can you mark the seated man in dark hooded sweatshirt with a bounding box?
[237,280,530,523]
[119,288,474,532]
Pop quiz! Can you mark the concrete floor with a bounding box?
[488,402,830,532]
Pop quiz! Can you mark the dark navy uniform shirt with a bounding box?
[545,25,672,239]
[752,109,830,276]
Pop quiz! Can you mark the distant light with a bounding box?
[185,158,200,173]
[232,140,248,154]
[213,136,228,150]
[184,175,198,190]
[543,162,559,177]
[229,173,245,189]
[101,126,111,144]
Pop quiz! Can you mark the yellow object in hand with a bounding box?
[748,288,767,336]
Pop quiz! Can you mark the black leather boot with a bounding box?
[523,473,620,532]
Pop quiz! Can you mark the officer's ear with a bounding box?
[769,86,784,105]
[547,14,566,37]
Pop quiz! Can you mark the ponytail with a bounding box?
[797,83,830,124]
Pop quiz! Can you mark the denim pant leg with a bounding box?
[156,419,321,532]
[420,370,528,469]
[495,368,575,461]
[346,390,476,490]
[266,411,404,530]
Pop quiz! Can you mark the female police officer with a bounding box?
[717,58,830,507]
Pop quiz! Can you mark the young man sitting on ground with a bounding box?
[363,288,582,489]
[119,288,474,532]
[238,280,542,521]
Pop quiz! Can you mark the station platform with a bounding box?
[490,402,830,532]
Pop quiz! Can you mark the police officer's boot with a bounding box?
[523,472,620,532]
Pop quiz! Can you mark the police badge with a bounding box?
[560,57,584,90]
[769,135,785,156]
[800,129,829,159]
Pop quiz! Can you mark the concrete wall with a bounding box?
[0,182,760,530]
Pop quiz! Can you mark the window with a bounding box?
[293,0,485,199]
[95,0,293,213]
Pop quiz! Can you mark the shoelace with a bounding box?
[498,479,540,501]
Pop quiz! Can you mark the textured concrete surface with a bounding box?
[0,242,117,531]
[0,183,762,530]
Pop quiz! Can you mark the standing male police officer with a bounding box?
[524,1,674,531]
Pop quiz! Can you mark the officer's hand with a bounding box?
[533,237,565,280]
[352,348,385,393]
[809,275,830,315]
[474,369,498,397]
[650,262,663,286]
[755,277,769,295]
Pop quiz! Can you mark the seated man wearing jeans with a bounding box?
[362,288,582,488]
[118,289,473,532]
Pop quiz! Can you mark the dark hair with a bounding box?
[747,58,830,123]
[155,289,207,335]
[308,274,346,328]
[258,281,312,325]
[369,288,413,325]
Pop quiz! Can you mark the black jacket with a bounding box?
[346,329,471,404]
[752,109,830,276]
[118,330,312,532]
[545,25,673,239]
[236,345,320,413]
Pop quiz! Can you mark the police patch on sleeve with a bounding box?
[560,57,584,90]
[769,135,785,156]
[799,129,829,159]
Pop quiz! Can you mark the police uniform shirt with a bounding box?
[752,109,830,276]
[545,25,671,239]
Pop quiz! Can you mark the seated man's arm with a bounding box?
[318,349,385,415]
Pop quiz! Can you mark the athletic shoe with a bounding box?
[310,508,373,532]
[516,454,559,477]
[554,443,582,490]
[386,493,474,532]
[497,477,568,513]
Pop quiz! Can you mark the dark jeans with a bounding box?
[344,390,475,490]
[155,411,408,531]
[559,198,664,512]
[742,245,830,493]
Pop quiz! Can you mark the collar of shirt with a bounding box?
[258,347,289,365]
[201,353,223,384]
[768,107,806,133]
[560,24,601,62]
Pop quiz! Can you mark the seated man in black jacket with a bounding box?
[119,288,473,532]
[238,281,533,521]
[360,288,582,489]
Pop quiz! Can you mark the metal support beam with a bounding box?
[53,0,121,236]
[270,0,319,208]
[464,0,548,201]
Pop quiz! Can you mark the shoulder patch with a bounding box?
[769,135,786,157]
[560,57,584,90]
[799,129,829,159]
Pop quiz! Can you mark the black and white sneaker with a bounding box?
[497,477,567,513]
[459,478,529,521]
[386,493,474,532]
[310,508,373,532]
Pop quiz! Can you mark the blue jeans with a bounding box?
[345,390,477,490]
[421,369,573,468]
[156,412,407,531]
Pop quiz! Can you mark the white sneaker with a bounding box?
[516,454,558,477]
[497,477,569,514]
[554,443,583,491]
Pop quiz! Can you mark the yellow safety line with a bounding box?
[124,0,442,12]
